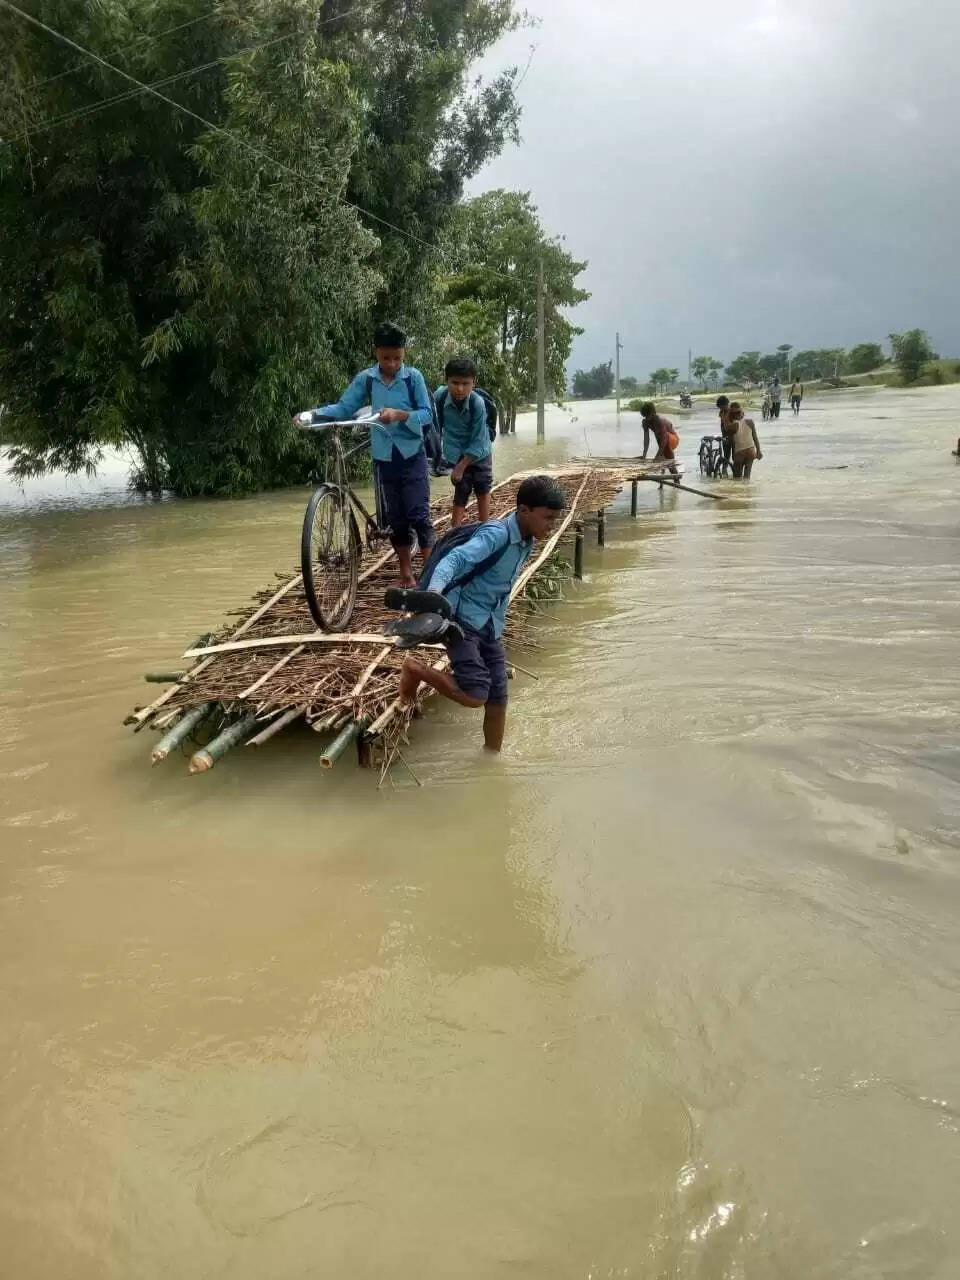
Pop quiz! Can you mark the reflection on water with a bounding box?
[2,390,960,1278]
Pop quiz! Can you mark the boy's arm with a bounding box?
[641,423,651,458]
[315,372,367,421]
[428,521,508,594]
[750,422,762,456]
[401,369,434,430]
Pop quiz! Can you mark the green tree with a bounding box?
[619,374,639,394]
[724,351,762,384]
[889,330,938,384]
[440,190,589,429]
[691,355,716,387]
[572,361,614,399]
[0,0,523,494]
[648,367,678,393]
[706,357,724,386]
[846,342,885,374]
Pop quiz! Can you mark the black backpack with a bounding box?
[363,371,447,470]
[435,387,499,443]
[418,519,513,598]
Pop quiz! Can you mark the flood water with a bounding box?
[2,387,960,1278]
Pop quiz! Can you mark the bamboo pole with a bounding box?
[510,472,591,599]
[320,719,367,769]
[189,712,259,774]
[635,476,725,500]
[236,645,305,699]
[151,702,215,765]
[144,671,186,684]
[245,705,306,747]
[350,645,393,699]
[183,632,395,659]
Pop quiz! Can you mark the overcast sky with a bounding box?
[468,0,960,380]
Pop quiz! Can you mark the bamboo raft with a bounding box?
[125,463,684,779]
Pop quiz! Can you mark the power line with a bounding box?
[25,7,222,93]
[11,1,380,145]
[11,31,300,142]
[0,0,544,289]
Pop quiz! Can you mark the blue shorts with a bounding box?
[452,453,494,506]
[445,620,508,706]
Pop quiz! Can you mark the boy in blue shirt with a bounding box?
[306,322,436,587]
[397,475,566,751]
[434,356,493,527]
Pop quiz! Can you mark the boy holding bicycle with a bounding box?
[304,321,436,587]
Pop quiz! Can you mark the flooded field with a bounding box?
[2,386,959,1278]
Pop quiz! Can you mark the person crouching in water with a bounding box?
[398,475,566,752]
[435,356,493,528]
[639,401,680,475]
[728,405,763,478]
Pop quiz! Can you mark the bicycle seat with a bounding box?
[384,613,463,649]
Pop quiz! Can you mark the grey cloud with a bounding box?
[469,0,960,377]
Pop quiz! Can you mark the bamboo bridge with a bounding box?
[125,462,710,782]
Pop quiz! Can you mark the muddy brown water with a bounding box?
[2,388,960,1278]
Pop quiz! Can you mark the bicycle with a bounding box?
[295,412,390,630]
[698,434,728,478]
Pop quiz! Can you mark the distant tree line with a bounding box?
[720,332,938,387]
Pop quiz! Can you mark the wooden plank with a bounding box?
[183,632,399,659]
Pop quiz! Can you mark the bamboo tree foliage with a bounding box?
[439,190,589,428]
[0,0,522,494]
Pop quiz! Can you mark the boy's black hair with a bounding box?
[444,355,478,379]
[373,320,407,349]
[716,394,729,407]
[517,475,566,511]
[639,401,656,417]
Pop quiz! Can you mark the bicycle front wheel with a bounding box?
[301,484,360,630]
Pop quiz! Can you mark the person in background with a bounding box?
[790,379,804,415]
[304,321,435,587]
[639,401,680,470]
[435,356,493,527]
[728,405,763,479]
[768,376,782,419]
[398,475,566,752]
[716,394,736,470]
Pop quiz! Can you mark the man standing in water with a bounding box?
[717,394,735,471]
[790,379,804,415]
[768,376,782,419]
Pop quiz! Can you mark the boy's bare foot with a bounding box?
[397,575,417,589]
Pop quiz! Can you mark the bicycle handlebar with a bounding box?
[295,412,382,433]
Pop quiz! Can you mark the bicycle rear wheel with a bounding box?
[301,484,360,630]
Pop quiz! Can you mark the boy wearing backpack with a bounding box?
[397,475,566,751]
[434,356,495,527]
[305,321,436,587]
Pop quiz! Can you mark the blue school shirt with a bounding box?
[434,388,490,465]
[428,512,533,638]
[317,365,433,463]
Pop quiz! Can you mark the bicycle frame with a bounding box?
[303,419,390,546]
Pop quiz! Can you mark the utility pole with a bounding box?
[536,258,545,443]
[615,331,623,415]
[687,346,692,387]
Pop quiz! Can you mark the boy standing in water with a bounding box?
[790,379,803,415]
[305,322,436,587]
[398,475,566,751]
[728,405,763,478]
[435,357,493,527]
